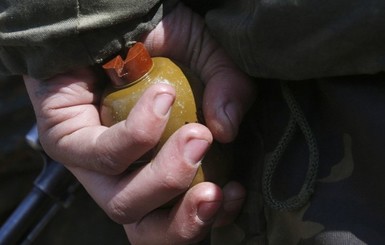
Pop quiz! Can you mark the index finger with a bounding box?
[23,69,175,174]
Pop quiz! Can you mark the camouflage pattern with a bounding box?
[205,0,385,81]
[202,0,385,243]
[211,76,385,244]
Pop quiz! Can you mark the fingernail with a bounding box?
[197,201,221,222]
[154,93,174,116]
[223,102,241,138]
[184,139,209,165]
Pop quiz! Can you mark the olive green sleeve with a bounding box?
[206,0,385,80]
[0,0,178,79]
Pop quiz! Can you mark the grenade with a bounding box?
[100,42,232,189]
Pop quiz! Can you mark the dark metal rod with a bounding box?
[20,203,62,245]
[0,159,78,245]
[0,187,52,245]
[0,125,79,245]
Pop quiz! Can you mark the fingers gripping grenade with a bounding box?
[100,42,232,194]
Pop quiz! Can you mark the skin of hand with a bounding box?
[23,3,256,245]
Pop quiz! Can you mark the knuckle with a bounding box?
[175,225,204,244]
[159,172,190,192]
[95,151,127,175]
[105,199,137,224]
[130,127,159,148]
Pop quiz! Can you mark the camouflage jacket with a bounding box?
[205,1,385,244]
[211,77,385,244]
[2,0,385,244]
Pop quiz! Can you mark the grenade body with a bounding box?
[101,54,232,188]
[101,57,201,147]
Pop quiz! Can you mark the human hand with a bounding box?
[142,3,256,144]
[23,2,255,244]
